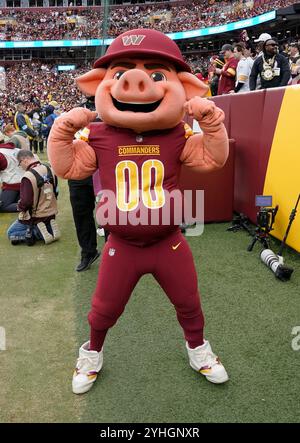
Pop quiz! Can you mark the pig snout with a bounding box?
[112,69,162,103]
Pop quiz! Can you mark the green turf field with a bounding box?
[1,159,300,423]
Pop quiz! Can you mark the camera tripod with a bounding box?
[247,225,271,251]
[227,208,278,252]
[227,214,271,250]
[247,205,278,251]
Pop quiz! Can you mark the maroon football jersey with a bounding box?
[217,56,238,95]
[88,122,189,246]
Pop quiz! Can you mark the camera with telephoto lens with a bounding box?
[260,249,293,281]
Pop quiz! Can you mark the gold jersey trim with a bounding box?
[75,127,90,142]
[184,123,194,139]
[227,68,236,77]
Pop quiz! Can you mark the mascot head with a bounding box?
[76,28,208,133]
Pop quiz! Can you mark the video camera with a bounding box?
[247,195,278,251]
[255,195,278,230]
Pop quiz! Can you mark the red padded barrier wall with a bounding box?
[229,90,265,221]
[179,140,235,222]
[182,88,286,224]
[259,87,285,193]
[211,88,284,223]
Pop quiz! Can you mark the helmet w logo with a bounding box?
[122,35,146,46]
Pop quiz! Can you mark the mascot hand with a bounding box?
[184,97,217,122]
[59,107,98,132]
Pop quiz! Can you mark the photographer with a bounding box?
[7,150,60,245]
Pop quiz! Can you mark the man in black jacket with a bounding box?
[249,38,291,91]
[68,96,100,272]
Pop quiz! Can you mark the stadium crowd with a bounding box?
[0,32,298,131]
[0,0,297,41]
[1,30,300,127]
[0,62,89,125]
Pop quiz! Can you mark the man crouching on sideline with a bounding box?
[7,150,61,246]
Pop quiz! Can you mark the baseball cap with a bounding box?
[220,44,234,54]
[254,33,272,43]
[93,28,191,73]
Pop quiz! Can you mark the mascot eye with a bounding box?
[150,72,166,82]
[113,70,126,80]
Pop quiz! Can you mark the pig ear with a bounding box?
[75,68,107,96]
[177,72,209,99]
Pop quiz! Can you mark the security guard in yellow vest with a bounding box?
[14,98,36,143]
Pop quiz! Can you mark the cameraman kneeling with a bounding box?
[7,150,60,246]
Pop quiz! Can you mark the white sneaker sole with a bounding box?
[72,382,96,395]
[190,362,229,384]
[72,372,99,395]
[37,222,55,244]
[50,220,61,240]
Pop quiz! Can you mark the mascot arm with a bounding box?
[180,98,229,172]
[47,108,98,180]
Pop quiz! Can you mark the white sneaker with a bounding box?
[186,340,229,384]
[50,219,61,240]
[36,222,55,244]
[97,228,105,237]
[72,341,103,394]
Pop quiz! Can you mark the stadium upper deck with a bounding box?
[0,0,298,41]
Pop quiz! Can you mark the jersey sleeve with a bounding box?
[47,109,97,180]
[180,105,229,172]
[237,60,249,83]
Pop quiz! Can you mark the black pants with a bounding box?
[0,189,19,212]
[32,139,44,154]
[68,177,97,258]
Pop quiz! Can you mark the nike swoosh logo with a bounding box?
[172,242,181,250]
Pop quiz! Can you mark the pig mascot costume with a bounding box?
[48,29,229,394]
